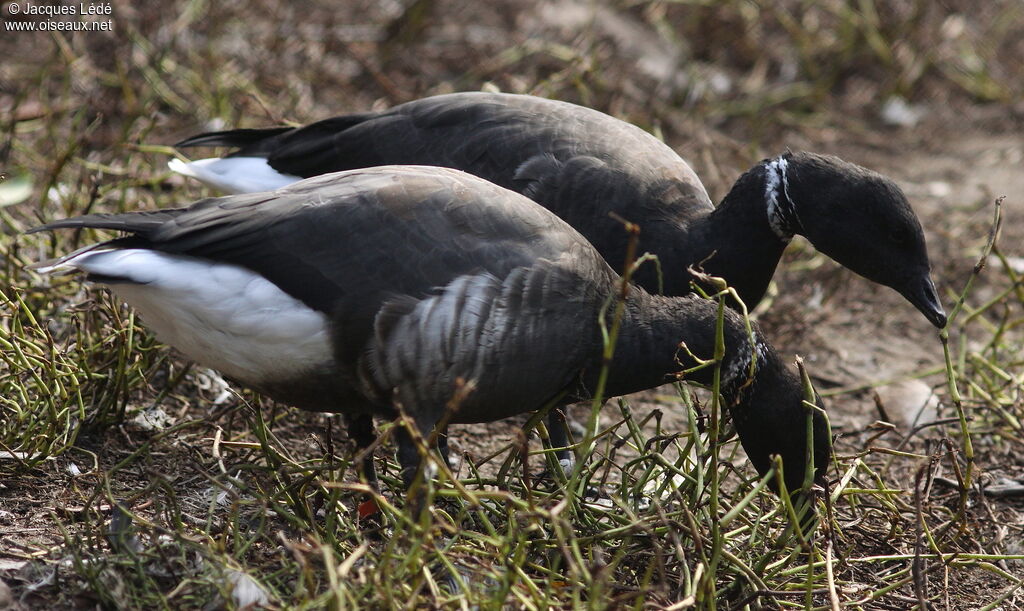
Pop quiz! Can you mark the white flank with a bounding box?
[168,157,301,194]
[54,249,333,385]
[764,156,797,241]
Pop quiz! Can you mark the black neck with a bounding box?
[688,163,793,308]
[598,289,753,399]
[589,287,831,494]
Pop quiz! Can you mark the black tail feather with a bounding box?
[174,127,293,150]
[27,210,186,236]
[173,112,380,160]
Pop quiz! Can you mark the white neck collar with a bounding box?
[764,156,800,241]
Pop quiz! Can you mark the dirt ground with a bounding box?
[2,0,1023,608]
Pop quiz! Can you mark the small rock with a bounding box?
[941,14,966,39]
[926,181,952,198]
[227,570,270,609]
[204,117,227,132]
[194,369,233,405]
[130,406,175,432]
[876,380,939,430]
[880,96,926,128]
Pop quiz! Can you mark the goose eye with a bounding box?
[890,227,909,244]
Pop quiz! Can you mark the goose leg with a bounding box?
[348,414,448,486]
[346,414,383,520]
[400,423,464,593]
[396,421,439,517]
[396,425,422,489]
[436,428,451,470]
[346,414,379,488]
[396,422,443,488]
[547,408,576,476]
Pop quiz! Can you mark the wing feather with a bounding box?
[363,257,607,425]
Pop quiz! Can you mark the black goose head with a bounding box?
[726,340,831,496]
[767,152,946,328]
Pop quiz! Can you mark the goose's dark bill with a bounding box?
[32,166,830,504]
[900,274,947,328]
[171,92,944,329]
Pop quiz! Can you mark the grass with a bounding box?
[2,0,1024,608]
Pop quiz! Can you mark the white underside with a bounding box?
[53,248,333,385]
[168,157,302,194]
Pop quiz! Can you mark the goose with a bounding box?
[170,91,947,328]
[171,92,941,481]
[32,166,830,504]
